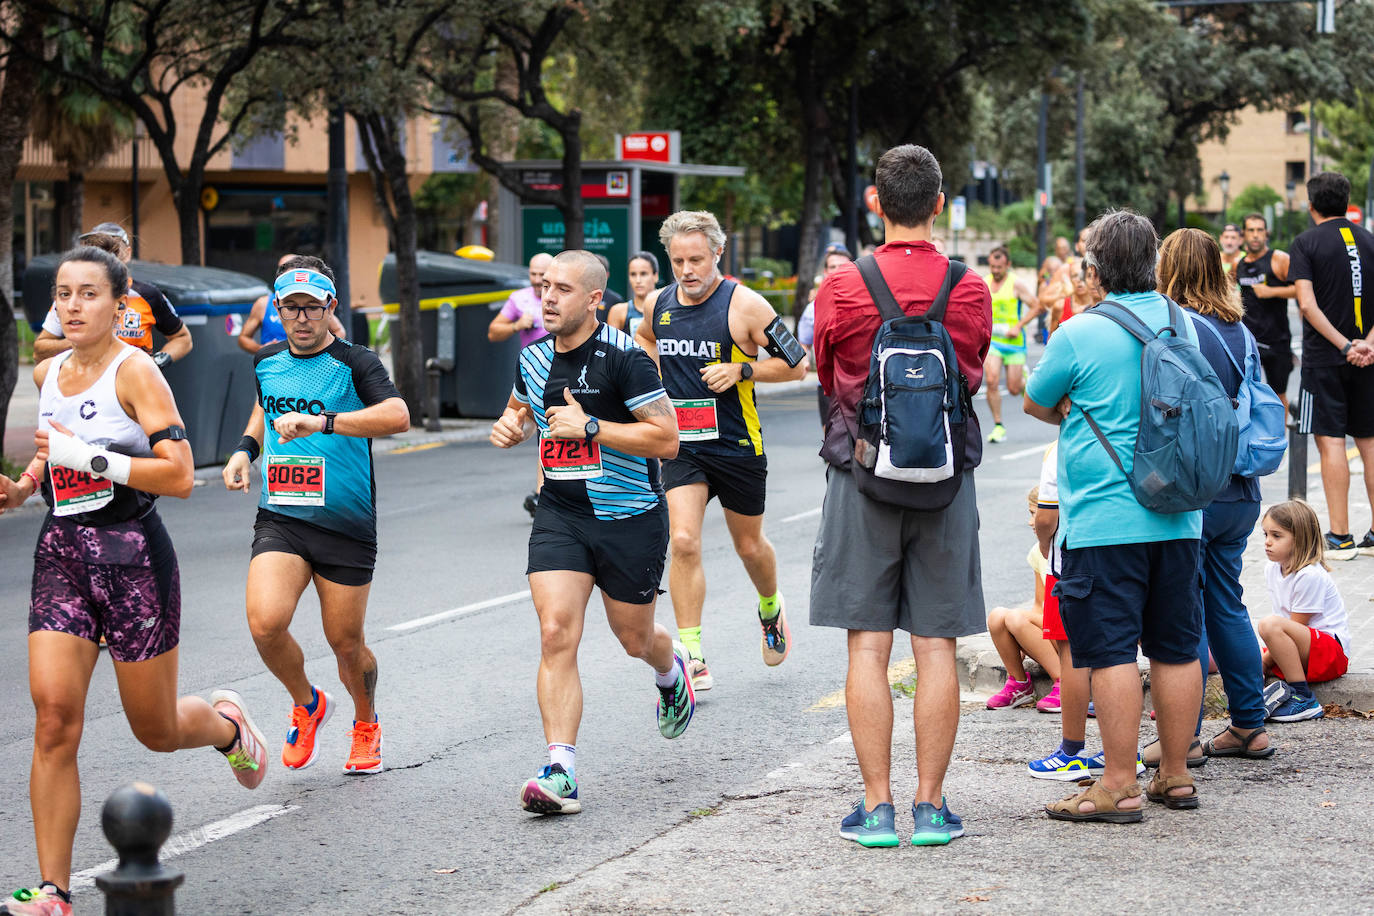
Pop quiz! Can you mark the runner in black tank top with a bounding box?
[635,210,808,692]
[1238,213,1296,409]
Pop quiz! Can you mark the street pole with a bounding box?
[846,80,858,256]
[326,104,352,334]
[1035,88,1049,270]
[1074,73,1085,237]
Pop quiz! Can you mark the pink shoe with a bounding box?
[1036,680,1062,713]
[986,675,1035,710]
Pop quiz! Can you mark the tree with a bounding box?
[30,22,134,242]
[1316,90,1374,208]
[8,0,318,264]
[0,3,47,461]
[425,2,590,249]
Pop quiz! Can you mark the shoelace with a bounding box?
[762,619,784,648]
[349,725,379,760]
[658,678,684,710]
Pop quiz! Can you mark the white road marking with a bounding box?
[70,804,299,890]
[388,590,531,632]
[781,507,822,523]
[999,441,1056,461]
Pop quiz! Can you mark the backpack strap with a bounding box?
[1187,311,1244,376]
[1089,299,1159,344]
[855,254,967,324]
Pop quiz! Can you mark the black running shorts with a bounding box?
[526,500,668,605]
[661,450,767,517]
[251,508,376,586]
[1298,363,1374,439]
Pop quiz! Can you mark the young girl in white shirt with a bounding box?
[1258,500,1350,722]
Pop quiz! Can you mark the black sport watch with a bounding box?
[584,418,600,443]
[323,411,338,435]
[90,454,108,474]
[740,362,754,380]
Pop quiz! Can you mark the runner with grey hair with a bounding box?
[636,209,807,692]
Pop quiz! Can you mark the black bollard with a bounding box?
[95,783,184,916]
[1288,422,1308,500]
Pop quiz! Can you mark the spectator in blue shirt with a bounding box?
[1024,209,1205,823]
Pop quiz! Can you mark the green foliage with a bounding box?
[1316,90,1374,207]
[1226,184,1282,225]
[744,257,794,281]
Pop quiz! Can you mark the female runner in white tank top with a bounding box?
[0,247,268,916]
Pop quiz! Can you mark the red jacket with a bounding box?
[814,240,991,421]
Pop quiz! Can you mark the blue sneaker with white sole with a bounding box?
[840,800,899,847]
[1084,750,1147,776]
[1269,691,1324,722]
[910,798,964,846]
[1027,749,1099,781]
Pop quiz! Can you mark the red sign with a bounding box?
[1347,205,1364,223]
[617,131,679,164]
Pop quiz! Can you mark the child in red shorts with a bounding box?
[1259,501,1350,722]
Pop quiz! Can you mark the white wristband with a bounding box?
[47,427,132,485]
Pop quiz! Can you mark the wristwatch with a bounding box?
[740,362,754,380]
[323,411,338,435]
[584,418,600,443]
[1343,341,1354,356]
[90,454,108,474]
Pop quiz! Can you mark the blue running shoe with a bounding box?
[1086,701,1096,718]
[910,799,963,846]
[1027,749,1099,781]
[520,763,580,815]
[657,644,696,739]
[1269,691,1324,722]
[1084,750,1146,776]
[839,800,899,848]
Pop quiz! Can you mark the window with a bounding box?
[1285,111,1308,135]
[1286,161,1307,187]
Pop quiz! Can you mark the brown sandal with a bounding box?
[1142,738,1207,768]
[1145,771,1199,810]
[1046,778,1143,823]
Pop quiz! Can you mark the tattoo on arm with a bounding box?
[632,397,675,421]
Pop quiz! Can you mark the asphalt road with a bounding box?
[0,385,1195,914]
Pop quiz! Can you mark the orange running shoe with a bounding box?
[343,719,383,775]
[281,688,333,770]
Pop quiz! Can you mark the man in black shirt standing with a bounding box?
[1237,212,1296,412]
[1289,171,1374,558]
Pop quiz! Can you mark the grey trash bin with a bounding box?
[22,255,268,466]
[379,251,529,418]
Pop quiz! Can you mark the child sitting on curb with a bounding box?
[985,486,1062,711]
[1259,500,1350,723]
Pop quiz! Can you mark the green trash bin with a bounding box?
[21,255,268,466]
[379,251,529,418]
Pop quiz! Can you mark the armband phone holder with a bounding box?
[764,316,806,368]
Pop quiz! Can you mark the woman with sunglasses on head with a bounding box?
[0,246,268,916]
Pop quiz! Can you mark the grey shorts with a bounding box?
[809,467,985,637]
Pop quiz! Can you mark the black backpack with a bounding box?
[845,254,974,511]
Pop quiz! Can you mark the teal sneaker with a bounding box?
[839,800,899,848]
[520,763,580,815]
[657,645,696,739]
[910,798,964,846]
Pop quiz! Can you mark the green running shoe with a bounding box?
[657,645,696,739]
[520,763,580,815]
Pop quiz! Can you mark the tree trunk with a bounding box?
[66,169,86,241]
[485,54,521,254]
[388,164,425,423]
[0,5,47,460]
[558,115,584,249]
[791,33,829,319]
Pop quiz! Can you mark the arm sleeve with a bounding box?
[1026,330,1076,408]
[137,281,184,336]
[798,303,815,346]
[347,347,403,406]
[512,353,529,404]
[620,347,669,412]
[1037,446,1058,506]
[1286,236,1312,283]
[41,306,62,337]
[1288,567,1330,615]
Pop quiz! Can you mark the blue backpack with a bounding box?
[1187,313,1288,477]
[1078,297,1238,513]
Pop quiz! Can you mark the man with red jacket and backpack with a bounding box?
[812,144,991,848]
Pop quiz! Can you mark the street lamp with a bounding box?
[1218,170,1230,222]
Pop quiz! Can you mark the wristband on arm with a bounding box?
[236,435,261,462]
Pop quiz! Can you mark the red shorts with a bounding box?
[1265,627,1349,683]
[1042,573,1068,641]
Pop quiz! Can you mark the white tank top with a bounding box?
[39,343,152,457]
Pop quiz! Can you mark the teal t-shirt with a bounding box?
[1026,291,1203,549]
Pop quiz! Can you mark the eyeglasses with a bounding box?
[278,303,328,320]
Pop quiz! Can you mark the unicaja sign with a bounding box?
[616,131,680,164]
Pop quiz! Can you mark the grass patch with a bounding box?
[689,806,719,817]
[538,882,562,894]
